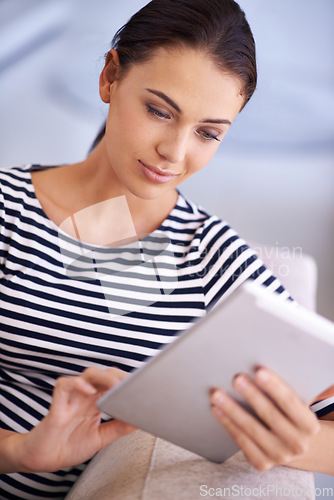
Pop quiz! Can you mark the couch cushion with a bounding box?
[66,430,315,500]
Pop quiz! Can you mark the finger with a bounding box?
[105,366,130,381]
[211,406,275,471]
[81,366,128,393]
[254,368,320,435]
[232,374,312,455]
[211,389,299,465]
[98,419,137,448]
[50,376,99,421]
[52,376,97,404]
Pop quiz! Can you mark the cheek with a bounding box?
[126,113,158,153]
[106,99,147,150]
[187,143,219,175]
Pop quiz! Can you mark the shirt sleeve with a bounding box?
[310,397,334,420]
[0,181,6,269]
[198,217,292,310]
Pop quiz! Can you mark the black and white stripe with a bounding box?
[0,164,314,499]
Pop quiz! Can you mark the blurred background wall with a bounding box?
[0,0,333,491]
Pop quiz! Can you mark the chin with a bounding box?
[131,182,177,202]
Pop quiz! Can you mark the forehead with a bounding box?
[118,46,245,118]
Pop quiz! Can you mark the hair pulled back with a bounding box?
[113,0,256,105]
[91,0,256,151]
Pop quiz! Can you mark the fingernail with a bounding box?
[255,368,270,383]
[211,390,226,406]
[233,374,248,389]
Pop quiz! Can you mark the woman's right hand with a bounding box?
[3,367,135,473]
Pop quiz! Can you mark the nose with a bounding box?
[156,130,188,164]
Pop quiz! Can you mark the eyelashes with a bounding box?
[145,104,221,142]
[146,104,171,120]
[200,131,221,142]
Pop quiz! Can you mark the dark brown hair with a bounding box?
[90,0,256,151]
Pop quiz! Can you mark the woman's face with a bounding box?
[101,45,244,200]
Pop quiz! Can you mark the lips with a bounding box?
[138,160,178,184]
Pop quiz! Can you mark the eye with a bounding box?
[198,130,221,142]
[146,104,171,120]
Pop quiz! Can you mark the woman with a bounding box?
[0,0,333,498]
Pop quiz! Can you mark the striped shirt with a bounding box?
[0,164,317,499]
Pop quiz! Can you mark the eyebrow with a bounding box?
[146,88,181,113]
[145,88,231,126]
[200,118,231,125]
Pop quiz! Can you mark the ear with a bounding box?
[99,49,121,103]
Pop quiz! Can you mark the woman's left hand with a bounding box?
[210,367,321,471]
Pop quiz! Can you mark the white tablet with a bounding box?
[98,281,334,463]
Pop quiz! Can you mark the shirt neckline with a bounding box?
[26,164,184,248]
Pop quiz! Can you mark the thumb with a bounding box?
[99,419,136,448]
